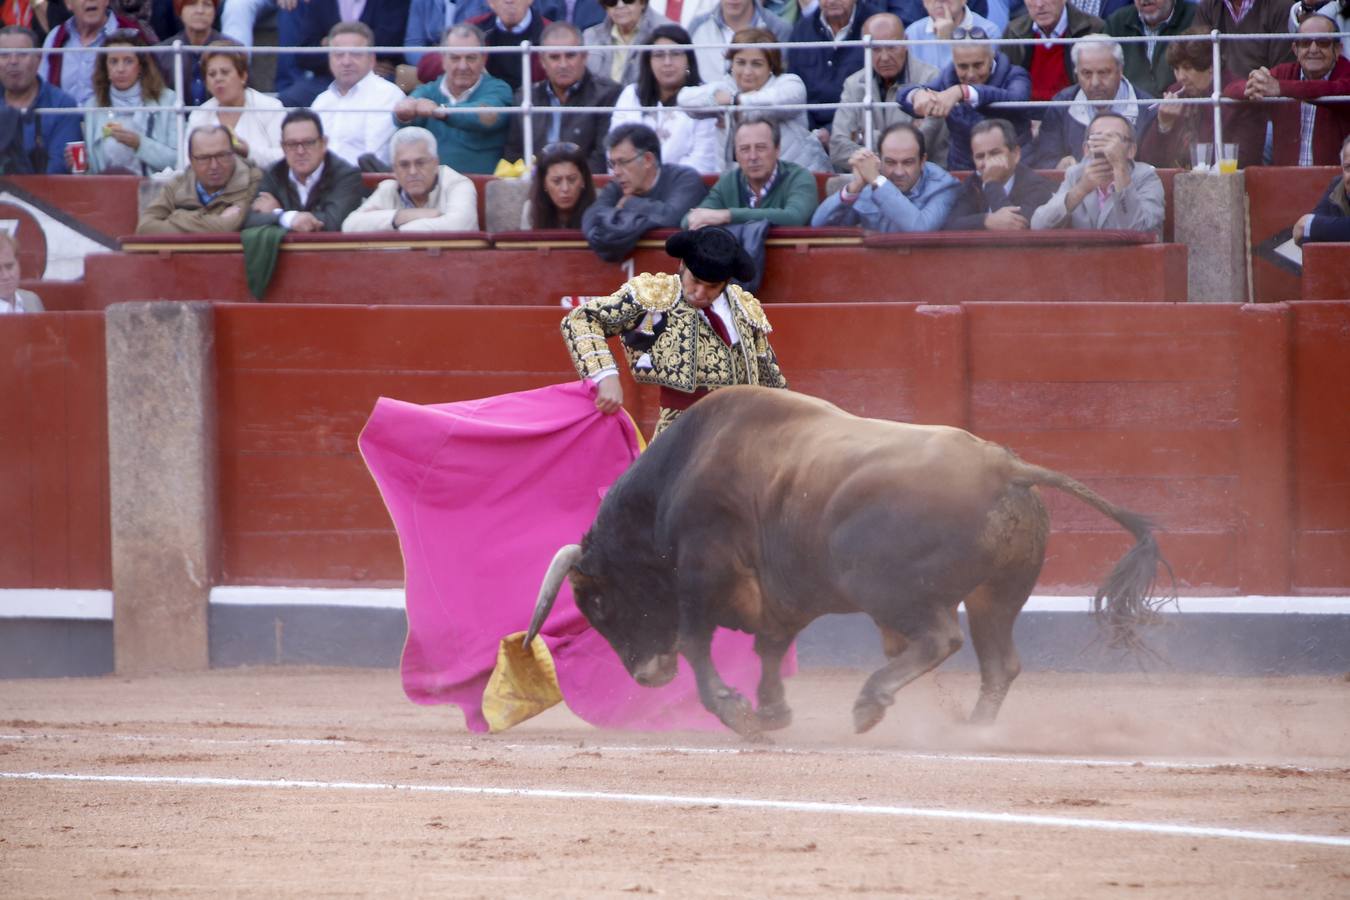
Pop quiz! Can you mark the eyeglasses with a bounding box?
[600,0,641,6]
[1293,37,1336,49]
[281,137,322,152]
[952,26,989,40]
[606,153,641,171]
[190,150,233,165]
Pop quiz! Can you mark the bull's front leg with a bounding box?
[679,630,764,740]
[753,632,793,731]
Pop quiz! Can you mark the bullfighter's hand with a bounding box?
[984,206,1028,230]
[290,212,324,233]
[594,375,623,414]
[1292,213,1313,246]
[252,192,281,214]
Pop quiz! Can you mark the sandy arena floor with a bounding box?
[2,666,1349,898]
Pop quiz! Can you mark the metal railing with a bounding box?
[8,27,1347,172]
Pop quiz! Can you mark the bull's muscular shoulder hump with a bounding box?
[624,272,681,312]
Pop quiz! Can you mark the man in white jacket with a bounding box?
[342,128,480,232]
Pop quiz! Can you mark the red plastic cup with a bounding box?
[66,141,87,174]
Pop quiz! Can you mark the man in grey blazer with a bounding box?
[1030,111,1164,235]
[0,232,42,314]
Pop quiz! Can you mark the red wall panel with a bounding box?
[1245,167,1340,302]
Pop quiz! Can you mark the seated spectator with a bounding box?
[789,0,880,135]
[943,118,1054,229]
[40,0,153,107]
[244,109,365,232]
[281,0,410,108]
[539,0,606,31]
[394,24,512,175]
[899,33,1031,171]
[611,24,723,173]
[79,30,177,175]
[1222,15,1350,168]
[688,0,791,86]
[584,0,671,88]
[503,22,621,172]
[1291,0,1350,57]
[831,13,946,171]
[811,121,958,231]
[904,0,1002,72]
[313,22,407,171]
[1002,0,1103,108]
[683,116,819,227]
[892,0,1023,32]
[468,0,548,92]
[1194,0,1295,84]
[187,42,286,168]
[1105,0,1196,98]
[582,122,708,259]
[0,25,80,174]
[0,232,42,314]
[523,140,598,227]
[156,0,223,109]
[1030,110,1164,234]
[137,125,263,234]
[405,0,494,64]
[1025,37,1156,169]
[342,127,479,232]
[5,1,69,43]
[1294,134,1350,245]
[1068,0,1134,20]
[221,0,276,46]
[1137,31,1215,169]
[678,27,832,172]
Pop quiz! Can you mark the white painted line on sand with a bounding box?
[0,733,347,747]
[5,771,1348,849]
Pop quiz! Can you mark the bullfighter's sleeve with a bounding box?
[560,283,652,380]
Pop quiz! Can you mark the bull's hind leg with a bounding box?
[753,633,794,731]
[853,605,964,734]
[963,579,1032,725]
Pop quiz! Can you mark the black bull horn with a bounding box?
[523,544,583,648]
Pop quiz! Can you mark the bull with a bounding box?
[525,387,1171,739]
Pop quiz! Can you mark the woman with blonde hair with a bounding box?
[79,29,179,175]
[186,40,285,167]
[676,27,830,173]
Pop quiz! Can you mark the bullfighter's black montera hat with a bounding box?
[665,227,756,285]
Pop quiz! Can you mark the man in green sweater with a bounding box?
[392,24,512,175]
[683,117,821,229]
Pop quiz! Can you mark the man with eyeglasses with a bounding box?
[342,126,480,231]
[137,125,263,234]
[582,122,708,259]
[244,109,364,233]
[562,225,786,437]
[503,21,622,172]
[1030,110,1164,234]
[1222,14,1350,167]
[904,0,1002,71]
[1025,36,1156,169]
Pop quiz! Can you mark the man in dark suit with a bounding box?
[943,118,1055,230]
[245,109,364,233]
[281,0,412,107]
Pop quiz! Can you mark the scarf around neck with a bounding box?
[1069,79,1140,129]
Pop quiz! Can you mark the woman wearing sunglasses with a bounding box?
[676,26,830,173]
[610,24,722,173]
[77,29,179,175]
[583,0,672,87]
[524,141,599,228]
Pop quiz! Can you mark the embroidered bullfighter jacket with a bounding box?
[561,271,787,433]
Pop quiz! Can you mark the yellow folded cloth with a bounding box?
[482,633,564,732]
[494,158,527,179]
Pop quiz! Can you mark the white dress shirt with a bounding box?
[313,70,407,166]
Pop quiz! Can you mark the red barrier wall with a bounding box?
[1300,244,1350,301]
[1245,166,1339,303]
[0,312,110,589]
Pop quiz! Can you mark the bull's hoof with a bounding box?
[715,691,763,740]
[853,697,888,734]
[755,700,793,731]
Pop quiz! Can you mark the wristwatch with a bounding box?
[872,174,887,190]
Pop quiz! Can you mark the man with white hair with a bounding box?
[343,127,480,231]
[312,22,408,170]
[1025,36,1156,169]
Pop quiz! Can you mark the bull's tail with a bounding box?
[1011,460,1177,652]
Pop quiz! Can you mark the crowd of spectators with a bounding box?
[0,0,1343,293]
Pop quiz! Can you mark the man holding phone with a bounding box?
[1030,110,1164,235]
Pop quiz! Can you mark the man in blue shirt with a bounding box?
[0,26,80,174]
[811,121,960,231]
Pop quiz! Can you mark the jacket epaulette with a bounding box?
[728,284,770,333]
[623,271,681,313]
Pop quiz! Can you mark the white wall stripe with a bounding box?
[4,771,1348,849]
[3,588,1349,621]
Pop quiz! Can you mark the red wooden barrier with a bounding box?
[1300,243,1350,301]
[1245,166,1339,303]
[0,312,110,589]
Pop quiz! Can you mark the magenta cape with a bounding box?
[359,381,786,733]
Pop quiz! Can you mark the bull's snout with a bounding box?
[631,653,679,687]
